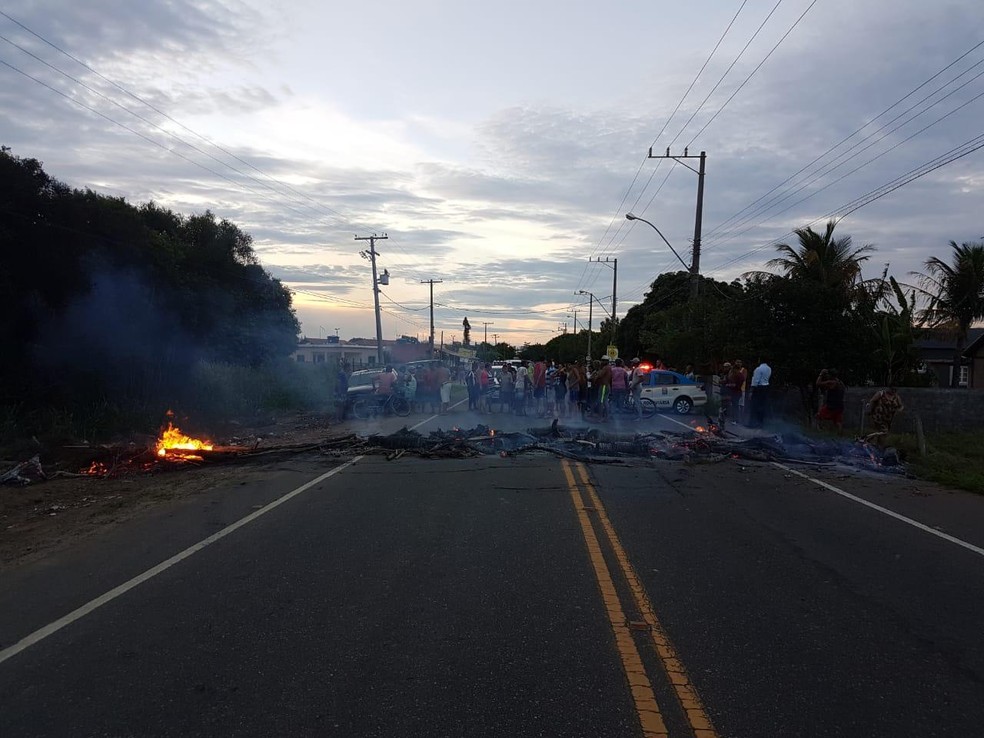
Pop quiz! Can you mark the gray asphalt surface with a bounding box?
[2,404,983,737]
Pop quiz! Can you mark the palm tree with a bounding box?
[766,219,875,290]
[913,240,984,387]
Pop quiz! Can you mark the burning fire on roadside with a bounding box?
[155,422,213,460]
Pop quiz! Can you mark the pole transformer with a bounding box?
[356,233,388,364]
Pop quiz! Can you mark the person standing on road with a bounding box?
[735,359,748,424]
[514,361,529,415]
[478,363,491,414]
[465,362,478,411]
[749,357,772,428]
[436,361,452,415]
[403,368,418,414]
[815,368,846,433]
[499,364,515,414]
[532,357,548,417]
[629,358,646,421]
[611,358,629,412]
[593,357,613,421]
[566,362,582,417]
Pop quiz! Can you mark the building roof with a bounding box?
[963,328,984,358]
[915,327,984,354]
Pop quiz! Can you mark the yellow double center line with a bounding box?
[561,460,719,738]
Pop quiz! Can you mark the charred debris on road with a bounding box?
[2,419,906,488]
[338,419,906,474]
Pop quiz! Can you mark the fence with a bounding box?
[768,387,984,434]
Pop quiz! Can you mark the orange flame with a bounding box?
[694,426,707,433]
[156,422,213,458]
[82,461,109,476]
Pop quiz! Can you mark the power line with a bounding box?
[593,0,792,263]
[702,37,984,243]
[684,0,820,149]
[702,55,984,252]
[573,0,751,299]
[0,11,436,283]
[702,76,984,256]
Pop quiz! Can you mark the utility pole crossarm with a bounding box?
[639,148,706,300]
[356,233,388,364]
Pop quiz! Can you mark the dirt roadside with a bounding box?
[0,411,341,571]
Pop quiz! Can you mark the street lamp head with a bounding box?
[625,213,637,221]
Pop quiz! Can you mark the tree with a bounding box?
[870,276,921,386]
[764,219,874,294]
[462,317,471,346]
[913,240,984,387]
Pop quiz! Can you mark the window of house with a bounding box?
[314,353,325,363]
[296,355,305,362]
[959,365,969,386]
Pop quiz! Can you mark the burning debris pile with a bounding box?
[350,420,906,473]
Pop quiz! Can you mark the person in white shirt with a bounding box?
[749,359,772,428]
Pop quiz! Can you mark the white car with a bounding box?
[639,369,708,415]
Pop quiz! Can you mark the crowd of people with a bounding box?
[459,357,652,421]
[336,355,906,439]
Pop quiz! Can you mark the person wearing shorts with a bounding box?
[815,368,845,433]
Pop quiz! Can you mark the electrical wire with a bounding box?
[702,58,984,252]
[702,37,984,243]
[572,0,751,299]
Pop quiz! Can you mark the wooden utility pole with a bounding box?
[647,147,707,300]
[356,233,388,364]
[420,279,443,358]
[589,256,618,345]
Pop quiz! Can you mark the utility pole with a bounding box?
[492,333,499,345]
[356,233,388,364]
[481,322,494,360]
[647,147,706,300]
[577,290,594,361]
[589,256,618,346]
[420,279,443,358]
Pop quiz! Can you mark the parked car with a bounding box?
[639,369,707,415]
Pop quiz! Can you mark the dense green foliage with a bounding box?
[608,220,930,389]
[0,149,300,439]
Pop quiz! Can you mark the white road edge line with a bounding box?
[408,398,468,432]
[661,413,984,559]
[0,455,365,667]
[772,461,984,560]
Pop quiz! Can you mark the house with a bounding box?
[963,330,984,389]
[292,337,377,368]
[915,327,984,387]
[293,335,432,368]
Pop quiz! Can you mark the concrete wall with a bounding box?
[768,387,984,434]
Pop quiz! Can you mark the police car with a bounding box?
[639,369,707,415]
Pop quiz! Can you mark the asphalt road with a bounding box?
[2,404,983,737]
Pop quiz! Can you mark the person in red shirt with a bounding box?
[478,363,491,413]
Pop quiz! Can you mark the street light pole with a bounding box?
[589,256,618,348]
[576,290,594,361]
[644,148,707,300]
[625,213,690,272]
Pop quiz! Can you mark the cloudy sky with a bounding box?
[2,0,982,346]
